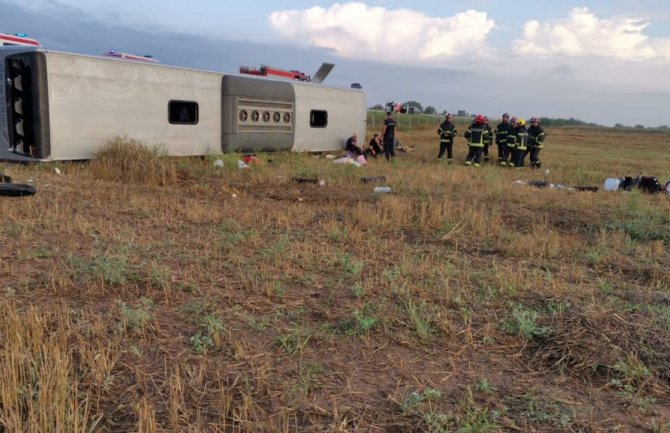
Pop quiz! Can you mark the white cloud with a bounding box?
[269,2,495,64]
[514,7,670,61]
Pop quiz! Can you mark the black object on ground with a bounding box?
[575,186,599,192]
[619,176,637,191]
[638,176,663,194]
[0,174,12,183]
[292,177,319,184]
[527,180,550,188]
[360,176,387,183]
[0,183,37,197]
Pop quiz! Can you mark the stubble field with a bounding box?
[1,118,669,433]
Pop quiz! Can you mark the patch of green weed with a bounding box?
[116,297,154,334]
[276,329,310,356]
[503,306,551,340]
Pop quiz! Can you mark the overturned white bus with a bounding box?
[1,47,366,162]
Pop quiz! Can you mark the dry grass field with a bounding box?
[1,118,669,433]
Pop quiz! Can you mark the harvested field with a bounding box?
[1,122,669,432]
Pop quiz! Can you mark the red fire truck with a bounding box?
[239,65,311,82]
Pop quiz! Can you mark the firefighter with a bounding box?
[527,117,545,168]
[503,116,517,167]
[464,114,488,167]
[494,113,512,166]
[510,118,529,168]
[482,117,493,163]
[437,113,457,163]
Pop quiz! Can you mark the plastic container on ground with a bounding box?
[374,186,391,193]
[603,178,620,191]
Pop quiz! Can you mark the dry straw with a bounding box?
[89,137,177,187]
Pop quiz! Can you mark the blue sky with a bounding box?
[2,0,670,126]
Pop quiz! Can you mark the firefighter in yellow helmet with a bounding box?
[510,118,529,168]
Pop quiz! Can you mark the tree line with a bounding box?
[369,103,669,131]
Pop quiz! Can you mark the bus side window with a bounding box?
[169,101,198,124]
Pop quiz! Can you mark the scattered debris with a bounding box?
[527,180,550,188]
[324,154,337,160]
[604,175,664,194]
[360,176,387,183]
[574,186,599,192]
[333,157,362,168]
[213,159,224,168]
[54,167,62,175]
[0,183,37,197]
[518,174,670,194]
[237,160,250,169]
[603,178,620,191]
[394,140,415,153]
[638,176,663,194]
[0,173,11,183]
[243,155,261,165]
[515,180,598,192]
[373,186,391,193]
[292,177,319,184]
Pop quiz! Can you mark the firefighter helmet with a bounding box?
[516,118,526,126]
[474,114,485,124]
[530,117,539,125]
[510,116,517,125]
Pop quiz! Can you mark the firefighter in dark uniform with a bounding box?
[494,113,512,166]
[437,113,457,163]
[464,114,488,167]
[527,117,545,168]
[382,111,397,161]
[503,116,518,166]
[482,117,493,163]
[510,118,529,168]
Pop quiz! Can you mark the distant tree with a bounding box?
[424,106,437,115]
[441,110,448,115]
[540,117,592,127]
[370,104,384,110]
[402,100,424,112]
[657,125,669,130]
[634,124,645,129]
[614,123,625,128]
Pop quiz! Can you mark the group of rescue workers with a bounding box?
[438,112,546,168]
[345,111,546,167]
